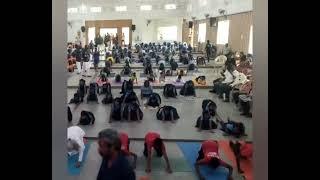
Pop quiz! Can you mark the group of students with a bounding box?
[210,50,253,117]
[68,126,252,180]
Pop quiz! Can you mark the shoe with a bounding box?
[209,90,215,93]
[240,112,247,116]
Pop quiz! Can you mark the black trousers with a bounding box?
[240,100,251,114]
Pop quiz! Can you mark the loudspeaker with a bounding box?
[210,17,217,27]
[132,25,136,31]
[188,21,193,28]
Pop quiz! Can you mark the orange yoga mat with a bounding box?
[219,140,253,180]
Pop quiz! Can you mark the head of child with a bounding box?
[209,157,221,169]
[179,70,184,76]
[144,80,150,87]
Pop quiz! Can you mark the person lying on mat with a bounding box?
[216,118,246,138]
[97,129,135,180]
[229,141,253,174]
[143,132,172,173]
[119,132,138,169]
[67,126,86,168]
[195,140,233,180]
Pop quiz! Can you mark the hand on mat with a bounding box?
[75,161,81,168]
[145,167,151,173]
[238,169,244,174]
[166,167,172,173]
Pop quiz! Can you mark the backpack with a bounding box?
[120,80,133,94]
[110,98,122,121]
[163,84,177,98]
[165,70,172,76]
[202,99,217,116]
[87,83,98,102]
[188,63,195,71]
[122,102,143,121]
[79,111,95,125]
[102,92,113,104]
[159,63,165,71]
[121,91,139,104]
[144,63,153,74]
[78,79,86,98]
[100,83,111,94]
[156,106,179,121]
[68,106,72,122]
[180,80,196,96]
[146,93,161,107]
[123,66,131,75]
[195,111,218,130]
[170,61,178,71]
[224,120,246,138]
[115,74,121,82]
[69,90,81,104]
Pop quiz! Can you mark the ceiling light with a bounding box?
[68,8,78,13]
[115,6,127,12]
[165,4,176,10]
[90,7,102,13]
[140,5,152,11]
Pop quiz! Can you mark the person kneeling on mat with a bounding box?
[97,129,135,180]
[195,140,233,180]
[119,132,138,169]
[143,132,172,173]
[229,141,253,174]
[67,126,86,168]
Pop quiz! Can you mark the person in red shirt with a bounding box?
[229,141,253,174]
[119,132,138,169]
[143,132,172,173]
[195,140,233,180]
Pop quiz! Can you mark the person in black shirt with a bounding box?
[82,45,91,77]
[89,40,94,53]
[97,129,136,180]
[73,44,83,75]
[205,40,212,62]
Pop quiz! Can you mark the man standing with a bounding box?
[82,45,91,77]
[67,126,86,168]
[73,44,83,75]
[205,40,212,62]
[97,129,136,180]
[223,43,232,56]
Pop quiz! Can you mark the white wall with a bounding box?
[187,0,253,20]
[132,18,183,44]
[67,17,183,44]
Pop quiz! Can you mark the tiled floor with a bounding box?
[67,54,252,180]
[67,89,252,141]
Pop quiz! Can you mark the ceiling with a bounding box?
[67,0,252,20]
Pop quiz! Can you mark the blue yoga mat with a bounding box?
[68,142,91,175]
[176,142,229,180]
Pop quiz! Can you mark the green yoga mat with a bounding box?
[135,156,192,172]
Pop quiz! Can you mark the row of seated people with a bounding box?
[67,126,252,179]
[210,52,253,117]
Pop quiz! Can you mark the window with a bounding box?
[88,27,96,44]
[140,5,152,11]
[248,25,253,54]
[122,27,130,45]
[115,6,127,12]
[100,28,118,38]
[217,20,230,45]
[165,4,176,10]
[198,23,206,43]
[90,7,102,13]
[157,26,177,41]
[68,8,78,13]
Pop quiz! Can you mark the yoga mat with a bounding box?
[68,142,91,175]
[176,142,230,180]
[219,141,252,180]
[135,156,192,172]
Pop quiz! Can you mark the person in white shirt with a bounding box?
[67,126,86,168]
